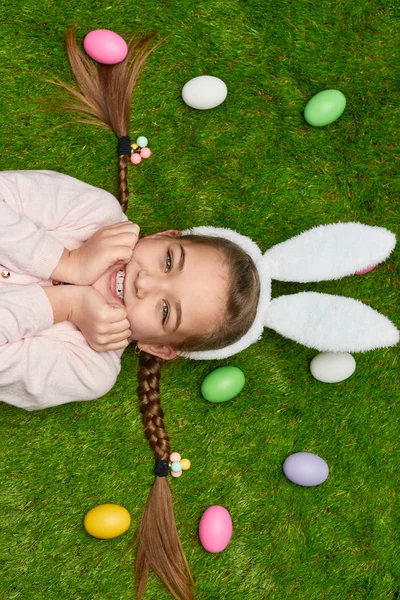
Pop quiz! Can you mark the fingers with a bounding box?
[94,320,131,335]
[111,245,133,264]
[106,221,139,233]
[94,330,132,347]
[103,222,140,247]
[96,304,132,337]
[86,302,134,352]
[111,230,139,248]
[101,222,140,265]
[91,338,132,353]
[89,323,132,352]
[105,304,130,324]
[100,321,132,337]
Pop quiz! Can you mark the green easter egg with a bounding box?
[201,366,245,403]
[304,89,346,127]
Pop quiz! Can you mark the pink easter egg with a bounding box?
[356,265,376,275]
[84,30,128,65]
[199,506,232,553]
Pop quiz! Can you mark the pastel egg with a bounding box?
[84,504,131,539]
[304,89,346,127]
[310,352,356,383]
[182,76,227,110]
[199,506,232,553]
[84,30,128,65]
[201,366,245,403]
[283,452,329,487]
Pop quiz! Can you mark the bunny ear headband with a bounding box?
[181,222,399,360]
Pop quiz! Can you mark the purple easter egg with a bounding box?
[283,452,329,487]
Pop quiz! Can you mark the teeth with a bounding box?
[116,270,125,300]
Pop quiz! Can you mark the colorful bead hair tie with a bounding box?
[130,135,152,165]
[169,453,191,478]
[153,453,191,478]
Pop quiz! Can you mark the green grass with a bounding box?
[0,0,399,599]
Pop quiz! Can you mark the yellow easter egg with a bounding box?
[84,504,131,539]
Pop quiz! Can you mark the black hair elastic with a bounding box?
[117,136,132,156]
[154,460,169,477]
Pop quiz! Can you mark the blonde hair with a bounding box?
[58,29,260,600]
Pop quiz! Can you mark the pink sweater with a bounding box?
[0,170,128,411]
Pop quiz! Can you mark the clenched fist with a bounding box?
[69,286,132,352]
[51,222,140,286]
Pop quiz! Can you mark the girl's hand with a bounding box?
[51,222,140,285]
[69,286,132,352]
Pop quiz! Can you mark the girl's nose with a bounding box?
[135,270,150,299]
[135,270,165,299]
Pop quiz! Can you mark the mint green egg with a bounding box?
[304,89,346,127]
[201,366,245,403]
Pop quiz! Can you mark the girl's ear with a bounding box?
[146,230,181,239]
[139,343,178,361]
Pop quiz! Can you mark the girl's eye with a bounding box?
[165,251,172,272]
[162,301,169,323]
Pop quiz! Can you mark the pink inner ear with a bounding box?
[356,265,376,275]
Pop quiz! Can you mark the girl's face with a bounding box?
[92,232,229,359]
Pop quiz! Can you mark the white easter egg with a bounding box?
[310,352,356,383]
[182,76,227,110]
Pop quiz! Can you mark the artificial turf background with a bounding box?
[0,1,399,599]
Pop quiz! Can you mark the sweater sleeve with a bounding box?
[0,325,123,411]
[0,285,54,346]
[0,170,127,280]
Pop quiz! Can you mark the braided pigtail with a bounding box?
[118,154,130,214]
[135,352,195,600]
[53,28,159,213]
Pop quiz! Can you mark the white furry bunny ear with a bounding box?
[264,292,399,353]
[261,222,399,352]
[263,222,396,282]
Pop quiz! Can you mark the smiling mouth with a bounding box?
[115,269,125,301]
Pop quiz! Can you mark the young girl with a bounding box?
[0,169,258,411]
[1,29,397,600]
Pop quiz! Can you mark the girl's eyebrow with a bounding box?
[173,300,182,333]
[172,244,185,332]
[178,243,185,272]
